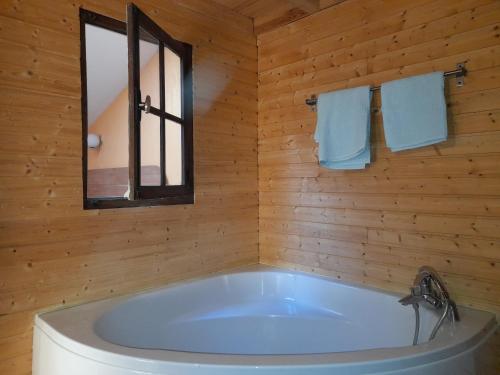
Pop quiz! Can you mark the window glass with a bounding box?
[164,47,182,118]
[85,24,128,199]
[165,120,183,186]
[139,28,160,109]
[140,113,161,186]
[82,5,193,208]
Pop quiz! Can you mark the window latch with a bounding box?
[139,95,151,114]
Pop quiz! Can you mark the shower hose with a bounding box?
[411,300,451,345]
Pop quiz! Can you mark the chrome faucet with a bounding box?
[399,266,460,343]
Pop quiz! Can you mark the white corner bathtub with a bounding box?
[33,266,497,375]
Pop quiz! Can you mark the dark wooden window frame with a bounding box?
[80,7,194,210]
[127,4,194,201]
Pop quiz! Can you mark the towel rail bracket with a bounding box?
[305,63,467,111]
[455,62,466,87]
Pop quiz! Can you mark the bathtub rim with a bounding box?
[34,265,498,373]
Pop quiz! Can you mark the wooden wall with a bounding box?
[0,1,258,373]
[1,0,499,372]
[258,0,500,314]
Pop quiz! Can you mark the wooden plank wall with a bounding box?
[0,1,257,373]
[258,0,500,314]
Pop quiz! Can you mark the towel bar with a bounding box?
[305,63,467,110]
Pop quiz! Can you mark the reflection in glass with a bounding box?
[164,48,182,118]
[140,113,161,186]
[139,27,160,109]
[85,22,185,196]
[165,121,184,186]
[85,24,129,198]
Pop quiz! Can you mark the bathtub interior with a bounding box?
[94,271,443,355]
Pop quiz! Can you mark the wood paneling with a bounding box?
[258,0,500,314]
[0,1,257,373]
[1,0,499,373]
[213,0,347,34]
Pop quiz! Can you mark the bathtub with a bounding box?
[33,266,496,375]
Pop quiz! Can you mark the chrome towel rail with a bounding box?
[305,63,467,110]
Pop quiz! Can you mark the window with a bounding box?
[80,4,193,209]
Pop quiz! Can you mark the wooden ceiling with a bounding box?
[212,0,347,34]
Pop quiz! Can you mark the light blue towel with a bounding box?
[381,72,447,152]
[314,86,372,170]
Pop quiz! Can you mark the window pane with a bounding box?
[141,113,161,186]
[164,48,182,118]
[85,24,129,199]
[139,28,160,109]
[165,120,184,186]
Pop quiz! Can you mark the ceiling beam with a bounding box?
[287,0,320,13]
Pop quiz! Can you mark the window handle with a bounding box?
[139,95,151,114]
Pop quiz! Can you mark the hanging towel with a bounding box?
[314,86,372,170]
[381,72,448,152]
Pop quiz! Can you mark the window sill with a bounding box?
[84,194,194,210]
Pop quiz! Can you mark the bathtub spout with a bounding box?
[398,294,419,306]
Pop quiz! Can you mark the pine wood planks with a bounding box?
[258,0,500,316]
[0,1,258,373]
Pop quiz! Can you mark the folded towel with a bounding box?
[381,72,448,152]
[314,86,372,170]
